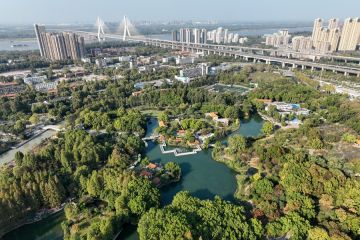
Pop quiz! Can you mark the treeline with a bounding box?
[138,191,263,240]
[250,78,360,133]
[0,129,145,236]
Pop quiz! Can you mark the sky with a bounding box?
[1,0,360,24]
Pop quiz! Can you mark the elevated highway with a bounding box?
[72,31,360,77]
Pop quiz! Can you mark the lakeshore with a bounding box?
[3,114,264,240]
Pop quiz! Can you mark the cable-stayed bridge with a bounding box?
[75,16,360,76]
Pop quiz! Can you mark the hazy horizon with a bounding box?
[1,0,359,25]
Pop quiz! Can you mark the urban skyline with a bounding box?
[1,0,360,24]
[265,17,360,53]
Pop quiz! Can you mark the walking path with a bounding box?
[159,142,202,157]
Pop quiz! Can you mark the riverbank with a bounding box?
[1,206,64,239]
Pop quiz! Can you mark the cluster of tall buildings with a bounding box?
[34,24,85,61]
[311,18,342,53]
[207,27,248,44]
[265,18,360,54]
[172,27,248,45]
[172,28,207,44]
[291,36,313,52]
[305,17,360,53]
[292,18,360,53]
[265,30,291,47]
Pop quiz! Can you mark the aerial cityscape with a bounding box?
[0,0,359,239]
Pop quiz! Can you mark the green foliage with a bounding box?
[342,133,357,143]
[164,162,181,179]
[266,212,310,240]
[228,134,247,155]
[262,121,274,136]
[308,227,330,240]
[138,191,263,240]
[127,178,160,217]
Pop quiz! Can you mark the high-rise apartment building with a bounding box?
[265,30,290,47]
[34,24,85,61]
[200,29,207,44]
[311,18,341,53]
[338,18,360,51]
[292,36,313,52]
[312,18,323,49]
[179,28,187,43]
[328,18,339,29]
[185,28,192,43]
[193,28,201,44]
[172,30,179,42]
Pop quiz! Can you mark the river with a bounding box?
[4,114,264,240]
[0,39,38,51]
[0,25,312,52]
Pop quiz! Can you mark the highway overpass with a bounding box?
[73,31,360,77]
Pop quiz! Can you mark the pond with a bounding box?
[118,114,264,240]
[4,114,264,240]
[2,211,65,240]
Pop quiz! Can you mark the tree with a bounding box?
[64,203,79,221]
[224,106,239,119]
[266,212,310,240]
[308,227,330,240]
[29,113,40,125]
[87,171,103,197]
[13,120,26,134]
[228,134,247,155]
[165,162,181,179]
[14,151,24,165]
[262,121,274,136]
[138,208,192,240]
[127,178,160,216]
[158,112,170,122]
[342,133,357,143]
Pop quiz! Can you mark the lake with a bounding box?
[4,114,264,240]
[118,114,264,240]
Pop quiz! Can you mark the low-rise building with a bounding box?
[174,76,190,84]
[34,82,58,92]
[95,59,107,68]
[179,64,209,79]
[265,101,310,116]
[159,121,166,128]
[215,118,230,126]
[205,112,219,120]
[176,56,195,65]
[24,75,47,85]
[119,56,132,62]
[81,58,91,63]
[132,90,143,97]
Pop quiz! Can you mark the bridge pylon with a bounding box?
[96,17,106,42]
[123,16,132,41]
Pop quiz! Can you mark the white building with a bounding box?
[176,56,195,65]
[24,75,47,85]
[119,56,132,62]
[266,30,291,47]
[34,81,58,92]
[179,64,208,79]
